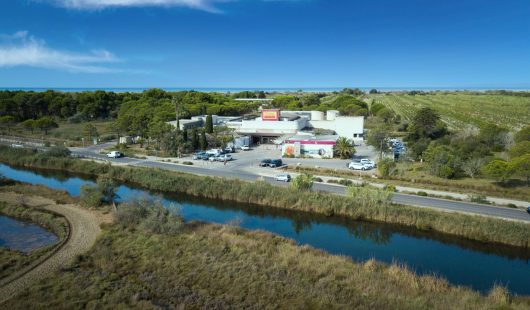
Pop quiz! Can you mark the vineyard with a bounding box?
[371,93,530,131]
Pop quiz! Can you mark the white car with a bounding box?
[106,151,122,158]
[348,162,368,170]
[274,174,291,182]
[359,159,376,169]
[217,154,233,162]
[240,145,250,151]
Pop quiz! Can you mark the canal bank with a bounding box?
[1,163,529,295]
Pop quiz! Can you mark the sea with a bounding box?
[0,87,529,93]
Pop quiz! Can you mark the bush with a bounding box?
[182,161,193,165]
[312,177,323,182]
[377,158,397,177]
[469,194,490,204]
[384,184,397,192]
[46,146,71,158]
[80,185,103,208]
[291,173,314,191]
[347,186,393,208]
[115,197,182,235]
[417,191,428,196]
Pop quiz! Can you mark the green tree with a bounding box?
[408,107,446,140]
[366,123,390,159]
[514,125,530,143]
[205,115,214,133]
[149,119,172,148]
[83,124,99,139]
[0,115,16,134]
[482,160,511,183]
[508,141,530,159]
[334,137,356,159]
[182,129,188,142]
[478,124,509,151]
[200,130,208,150]
[97,176,119,204]
[369,89,378,94]
[191,129,199,150]
[510,154,530,185]
[291,173,314,191]
[423,144,461,179]
[19,119,36,134]
[34,117,58,135]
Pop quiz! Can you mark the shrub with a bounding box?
[46,146,71,158]
[347,185,393,208]
[469,194,490,204]
[115,197,182,235]
[417,191,428,196]
[80,185,103,208]
[312,177,323,182]
[182,161,193,165]
[384,184,397,192]
[291,173,314,191]
[377,158,397,177]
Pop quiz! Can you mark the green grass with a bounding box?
[1,145,529,248]
[371,93,530,130]
[4,222,529,309]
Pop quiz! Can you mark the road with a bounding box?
[66,148,530,223]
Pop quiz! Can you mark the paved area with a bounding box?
[0,193,101,304]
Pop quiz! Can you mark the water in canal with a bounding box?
[0,215,59,253]
[1,163,529,295]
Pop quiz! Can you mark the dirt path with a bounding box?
[0,193,102,304]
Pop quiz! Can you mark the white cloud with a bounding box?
[0,31,120,73]
[48,0,226,13]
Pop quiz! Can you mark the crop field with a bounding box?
[371,93,530,130]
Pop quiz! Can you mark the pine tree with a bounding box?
[200,130,208,150]
[191,129,199,150]
[205,115,213,133]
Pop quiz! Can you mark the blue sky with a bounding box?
[0,0,529,88]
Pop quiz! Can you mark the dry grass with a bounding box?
[4,222,530,309]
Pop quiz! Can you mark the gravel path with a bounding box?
[0,195,101,304]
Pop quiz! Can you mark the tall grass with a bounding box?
[0,145,529,248]
[4,222,529,309]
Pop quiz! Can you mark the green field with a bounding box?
[371,93,530,130]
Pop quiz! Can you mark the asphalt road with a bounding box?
[73,153,530,223]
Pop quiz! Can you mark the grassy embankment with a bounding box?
[0,145,529,248]
[1,120,115,147]
[4,203,529,309]
[285,164,530,202]
[0,201,68,279]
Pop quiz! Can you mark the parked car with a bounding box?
[106,151,122,158]
[260,159,272,167]
[274,174,291,182]
[241,145,250,151]
[217,154,233,162]
[348,162,368,170]
[224,146,234,153]
[203,153,215,161]
[359,159,376,169]
[192,152,207,160]
[209,154,221,162]
[269,159,283,168]
[527,206,530,214]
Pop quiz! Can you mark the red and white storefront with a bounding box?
[282,136,337,159]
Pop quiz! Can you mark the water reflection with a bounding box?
[1,163,529,295]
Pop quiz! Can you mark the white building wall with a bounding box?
[238,118,307,135]
[309,116,364,143]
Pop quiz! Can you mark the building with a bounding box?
[282,135,338,158]
[228,109,364,145]
[168,108,364,148]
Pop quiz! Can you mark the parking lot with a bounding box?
[179,142,379,172]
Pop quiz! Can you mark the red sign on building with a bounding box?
[261,109,280,121]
